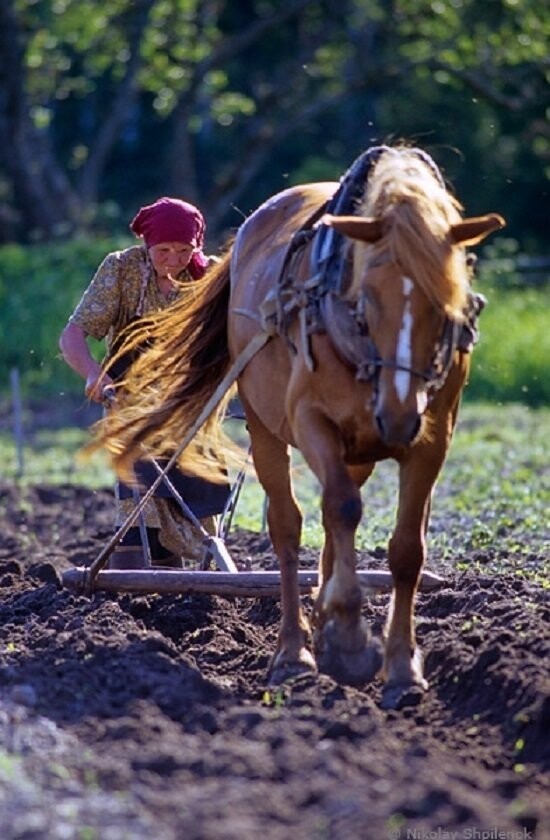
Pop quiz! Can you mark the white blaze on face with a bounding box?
[394,276,414,404]
[416,390,428,415]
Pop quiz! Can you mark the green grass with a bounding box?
[2,404,546,581]
[231,404,549,575]
[465,285,550,407]
[0,427,114,488]
[428,404,548,580]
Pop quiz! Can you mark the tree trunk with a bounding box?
[0,0,81,239]
[76,0,156,207]
[168,0,315,232]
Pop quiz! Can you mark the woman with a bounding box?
[59,197,230,569]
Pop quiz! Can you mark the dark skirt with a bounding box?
[118,458,231,519]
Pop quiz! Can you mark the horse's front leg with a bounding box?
[242,399,316,684]
[296,413,382,687]
[382,453,441,708]
[317,462,375,586]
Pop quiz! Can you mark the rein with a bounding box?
[319,288,464,397]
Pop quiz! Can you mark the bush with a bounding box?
[0,235,132,398]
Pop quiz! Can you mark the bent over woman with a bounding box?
[59,197,230,569]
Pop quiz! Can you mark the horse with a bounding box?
[98,145,504,708]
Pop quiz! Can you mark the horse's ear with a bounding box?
[450,213,506,246]
[322,214,384,243]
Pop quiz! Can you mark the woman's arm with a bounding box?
[59,322,113,403]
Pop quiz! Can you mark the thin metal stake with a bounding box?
[10,368,24,478]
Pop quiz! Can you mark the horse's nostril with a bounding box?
[375,410,420,445]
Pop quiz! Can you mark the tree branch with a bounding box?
[195,0,315,76]
[0,0,80,235]
[207,77,373,231]
[428,59,527,112]
[168,0,317,197]
[77,0,157,205]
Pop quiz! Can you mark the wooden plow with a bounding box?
[62,566,444,598]
[61,330,445,599]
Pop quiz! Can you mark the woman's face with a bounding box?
[148,241,196,280]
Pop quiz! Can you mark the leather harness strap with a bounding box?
[268,146,484,394]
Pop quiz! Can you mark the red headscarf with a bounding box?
[130,197,209,279]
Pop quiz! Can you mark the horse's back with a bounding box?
[230,182,338,313]
[228,182,337,440]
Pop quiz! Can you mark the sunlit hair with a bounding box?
[353,148,470,320]
[86,247,239,479]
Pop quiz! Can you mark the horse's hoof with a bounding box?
[380,680,427,711]
[316,621,383,687]
[268,650,317,686]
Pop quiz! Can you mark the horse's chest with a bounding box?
[339,416,388,464]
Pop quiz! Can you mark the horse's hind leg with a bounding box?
[242,400,316,683]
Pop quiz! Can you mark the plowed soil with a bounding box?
[0,482,548,840]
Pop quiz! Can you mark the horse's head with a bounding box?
[324,153,504,447]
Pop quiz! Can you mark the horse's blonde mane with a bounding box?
[358,149,470,319]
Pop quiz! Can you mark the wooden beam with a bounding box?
[62,567,445,598]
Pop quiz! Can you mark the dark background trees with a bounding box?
[0,0,548,407]
[0,0,548,250]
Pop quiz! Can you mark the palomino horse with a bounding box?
[100,145,504,707]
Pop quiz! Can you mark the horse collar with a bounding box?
[269,146,484,389]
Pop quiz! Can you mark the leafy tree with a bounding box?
[0,0,547,247]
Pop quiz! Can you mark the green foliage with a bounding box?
[464,245,550,406]
[0,235,132,397]
[467,284,550,407]
[3,0,549,248]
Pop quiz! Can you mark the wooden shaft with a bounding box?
[62,567,444,598]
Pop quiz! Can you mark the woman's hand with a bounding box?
[85,367,114,403]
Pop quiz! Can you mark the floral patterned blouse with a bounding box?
[68,244,220,543]
[69,245,186,353]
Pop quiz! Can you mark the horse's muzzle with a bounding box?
[375,408,422,447]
